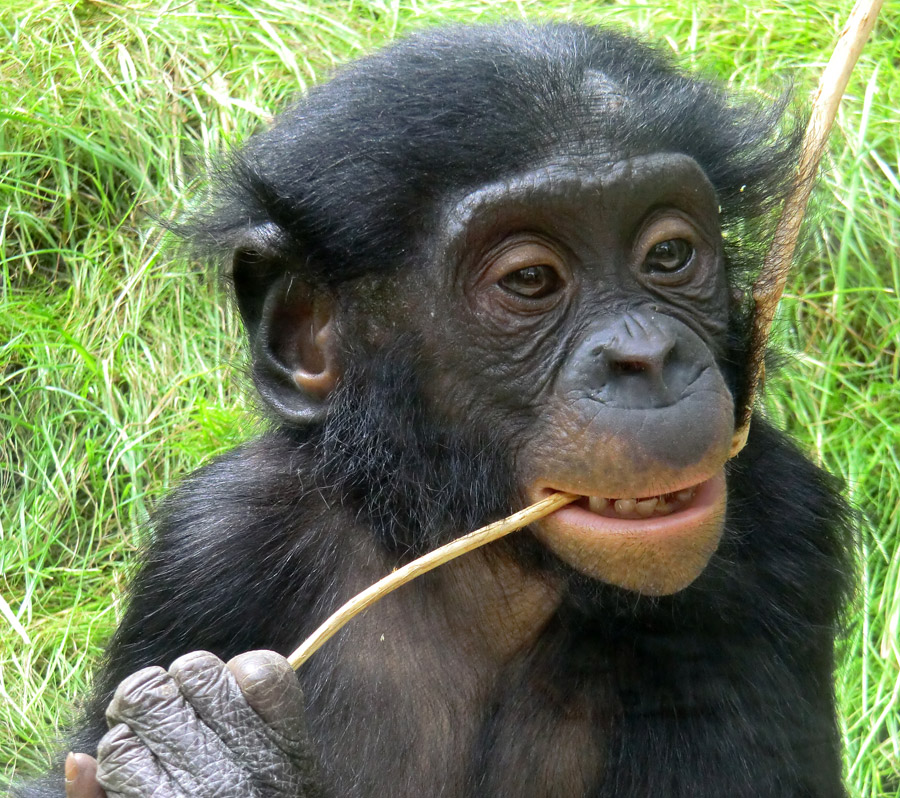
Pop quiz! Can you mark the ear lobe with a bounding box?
[254,280,341,425]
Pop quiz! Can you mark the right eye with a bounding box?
[499,265,563,299]
[643,238,694,275]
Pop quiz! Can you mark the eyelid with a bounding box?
[490,241,564,275]
[472,233,570,289]
[633,212,708,283]
[499,264,563,298]
[469,234,571,315]
[635,213,697,247]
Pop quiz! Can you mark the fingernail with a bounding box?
[64,752,77,784]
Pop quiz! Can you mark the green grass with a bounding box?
[1,0,898,793]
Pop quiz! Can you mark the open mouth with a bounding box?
[530,471,727,594]
[535,472,725,536]
[575,485,699,520]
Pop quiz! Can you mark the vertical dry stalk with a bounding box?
[730,0,883,457]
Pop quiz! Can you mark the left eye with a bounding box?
[498,265,562,298]
[643,239,694,274]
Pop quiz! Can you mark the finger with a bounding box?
[95,724,184,798]
[226,651,309,749]
[106,664,255,797]
[227,651,325,795]
[169,651,304,791]
[65,752,106,798]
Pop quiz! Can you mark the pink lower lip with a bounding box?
[544,473,725,537]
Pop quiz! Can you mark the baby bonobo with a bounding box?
[19,22,853,798]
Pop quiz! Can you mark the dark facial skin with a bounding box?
[408,151,734,595]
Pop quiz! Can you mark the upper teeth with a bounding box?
[615,498,637,515]
[587,486,697,519]
[588,496,608,513]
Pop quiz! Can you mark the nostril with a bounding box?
[611,360,647,375]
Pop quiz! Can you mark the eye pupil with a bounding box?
[500,265,560,298]
[645,239,693,273]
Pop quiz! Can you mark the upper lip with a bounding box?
[537,475,710,502]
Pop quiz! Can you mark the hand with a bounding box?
[65,650,325,798]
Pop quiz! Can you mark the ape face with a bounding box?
[223,24,802,603]
[335,150,734,596]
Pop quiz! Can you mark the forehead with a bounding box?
[439,153,720,255]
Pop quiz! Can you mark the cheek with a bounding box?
[418,323,562,428]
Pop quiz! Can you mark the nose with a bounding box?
[601,314,676,382]
[561,310,699,409]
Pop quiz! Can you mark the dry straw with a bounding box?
[288,491,577,668]
[729,0,883,456]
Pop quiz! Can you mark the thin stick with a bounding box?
[288,491,578,669]
[730,0,883,458]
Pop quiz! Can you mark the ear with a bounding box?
[231,225,341,424]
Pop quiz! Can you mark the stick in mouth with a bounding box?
[287,491,577,669]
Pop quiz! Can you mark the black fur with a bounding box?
[30,412,852,796]
[188,23,798,286]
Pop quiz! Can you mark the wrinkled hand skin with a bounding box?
[64,651,325,798]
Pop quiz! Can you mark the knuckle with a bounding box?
[168,650,226,691]
[169,649,222,676]
[107,666,179,722]
[228,650,293,692]
[96,723,142,762]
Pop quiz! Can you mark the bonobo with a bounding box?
[18,22,853,798]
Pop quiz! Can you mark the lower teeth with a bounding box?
[635,497,657,517]
[588,496,608,513]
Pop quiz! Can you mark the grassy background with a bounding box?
[1,0,898,793]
